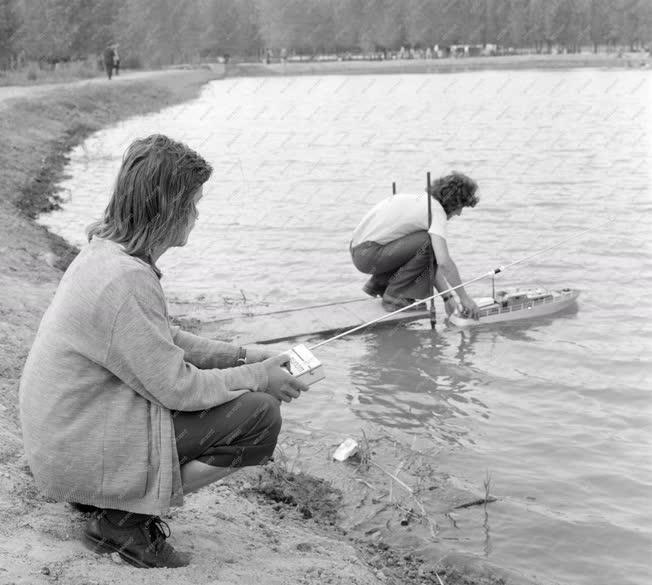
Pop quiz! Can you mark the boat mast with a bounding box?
[427,171,436,330]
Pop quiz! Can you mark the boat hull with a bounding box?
[449,289,580,327]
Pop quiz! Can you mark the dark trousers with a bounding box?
[172,392,282,468]
[69,393,281,519]
[350,231,435,299]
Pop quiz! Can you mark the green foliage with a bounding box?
[203,0,260,57]
[0,0,20,68]
[1,0,651,71]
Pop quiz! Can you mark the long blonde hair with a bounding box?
[86,134,212,273]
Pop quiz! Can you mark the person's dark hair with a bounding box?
[427,172,479,216]
[86,134,212,274]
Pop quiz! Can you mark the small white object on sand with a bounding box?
[332,438,358,461]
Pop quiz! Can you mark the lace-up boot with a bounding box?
[82,509,191,568]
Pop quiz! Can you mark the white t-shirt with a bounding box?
[351,193,447,247]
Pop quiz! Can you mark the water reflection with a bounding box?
[347,311,579,446]
[348,324,487,446]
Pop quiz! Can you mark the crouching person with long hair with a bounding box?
[18,134,308,568]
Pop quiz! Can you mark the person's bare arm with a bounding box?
[433,270,457,317]
[430,234,479,319]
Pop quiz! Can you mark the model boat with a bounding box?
[449,287,579,327]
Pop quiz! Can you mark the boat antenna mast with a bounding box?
[426,171,436,330]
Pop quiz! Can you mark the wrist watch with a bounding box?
[235,347,247,366]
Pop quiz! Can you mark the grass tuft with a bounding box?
[245,452,344,526]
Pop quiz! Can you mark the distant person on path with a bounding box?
[103,44,115,79]
[19,134,308,568]
[350,172,480,318]
[112,43,120,76]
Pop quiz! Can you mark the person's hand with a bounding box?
[459,297,480,320]
[245,346,281,363]
[444,296,457,317]
[261,354,309,403]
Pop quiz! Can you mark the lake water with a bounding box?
[40,69,651,585]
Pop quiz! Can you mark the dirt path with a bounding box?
[0,66,224,110]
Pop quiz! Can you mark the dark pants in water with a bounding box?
[350,231,435,300]
[172,392,282,468]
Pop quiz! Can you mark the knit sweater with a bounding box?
[18,236,269,515]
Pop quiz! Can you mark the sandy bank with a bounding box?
[0,68,547,585]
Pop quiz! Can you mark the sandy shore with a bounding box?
[0,66,548,585]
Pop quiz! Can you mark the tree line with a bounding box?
[1,0,650,69]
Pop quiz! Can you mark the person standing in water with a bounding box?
[19,134,308,568]
[350,171,480,318]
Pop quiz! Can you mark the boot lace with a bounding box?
[147,516,172,554]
